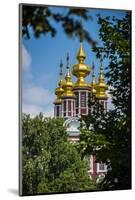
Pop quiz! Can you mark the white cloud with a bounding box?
[22,45,55,117]
[23,85,54,105]
[22,85,55,117]
[43,106,54,117]
[23,104,42,116]
[22,45,32,71]
[23,104,54,118]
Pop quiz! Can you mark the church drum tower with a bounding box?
[72,42,91,116]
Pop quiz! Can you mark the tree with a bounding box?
[22,113,96,195]
[93,12,131,116]
[94,12,131,190]
[21,4,96,45]
[79,12,131,190]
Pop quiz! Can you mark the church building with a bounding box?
[54,42,108,180]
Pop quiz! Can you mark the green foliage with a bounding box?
[97,112,131,190]
[79,12,131,190]
[22,114,96,195]
[21,5,96,45]
[76,128,109,160]
[93,12,131,115]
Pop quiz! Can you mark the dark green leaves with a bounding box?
[90,12,131,190]
[22,5,96,45]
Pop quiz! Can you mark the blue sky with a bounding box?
[22,6,127,117]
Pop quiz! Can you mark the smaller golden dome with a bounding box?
[95,60,108,99]
[72,43,91,87]
[54,61,64,104]
[62,53,75,98]
[54,87,64,104]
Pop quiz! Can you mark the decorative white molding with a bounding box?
[78,91,81,115]
[89,155,93,174]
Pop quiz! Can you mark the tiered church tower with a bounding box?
[72,42,91,116]
[95,60,108,112]
[54,42,108,117]
[54,54,76,117]
[54,60,64,117]
[61,53,76,117]
[54,42,109,180]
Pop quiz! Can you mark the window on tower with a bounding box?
[99,162,105,171]
[56,106,59,117]
[73,100,75,112]
[68,101,71,111]
[81,92,86,107]
[75,92,79,107]
[63,101,66,116]
[64,101,66,112]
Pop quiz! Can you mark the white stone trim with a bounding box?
[66,100,68,117]
[60,104,62,117]
[86,91,88,115]
[74,99,76,116]
[68,137,80,142]
[78,91,81,115]
[74,89,90,92]
[61,101,64,117]
[89,155,93,174]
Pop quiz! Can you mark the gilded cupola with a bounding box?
[62,53,75,98]
[95,59,108,99]
[90,62,97,95]
[72,42,91,87]
[54,60,64,104]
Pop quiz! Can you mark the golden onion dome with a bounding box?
[95,60,108,99]
[62,53,75,98]
[54,61,64,104]
[72,42,91,87]
[54,87,64,104]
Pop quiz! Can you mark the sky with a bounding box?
[22,6,127,117]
